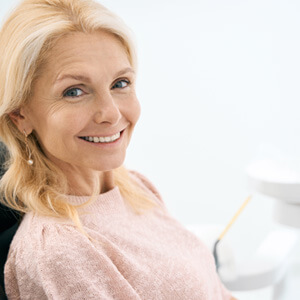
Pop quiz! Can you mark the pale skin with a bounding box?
[10,31,141,195]
[9,30,238,300]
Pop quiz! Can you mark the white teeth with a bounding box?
[84,132,121,143]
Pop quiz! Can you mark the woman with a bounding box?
[0,0,235,299]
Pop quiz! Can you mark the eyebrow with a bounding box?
[54,67,135,84]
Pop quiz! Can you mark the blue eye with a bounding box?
[63,88,84,98]
[112,80,130,89]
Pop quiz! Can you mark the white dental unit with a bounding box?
[188,159,300,300]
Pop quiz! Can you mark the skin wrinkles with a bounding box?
[10,31,141,195]
[54,67,135,85]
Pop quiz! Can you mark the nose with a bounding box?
[93,92,122,126]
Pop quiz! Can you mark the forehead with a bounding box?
[41,31,131,80]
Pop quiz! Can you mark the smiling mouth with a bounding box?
[79,131,123,143]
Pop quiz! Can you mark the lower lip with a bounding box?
[78,130,124,148]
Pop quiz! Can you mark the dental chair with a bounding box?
[0,142,20,300]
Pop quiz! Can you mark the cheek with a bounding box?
[32,109,87,146]
[125,99,140,146]
[129,98,141,126]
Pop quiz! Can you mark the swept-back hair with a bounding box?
[0,0,156,232]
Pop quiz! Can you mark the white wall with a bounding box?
[1,1,300,298]
[99,0,300,266]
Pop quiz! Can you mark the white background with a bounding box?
[1,1,300,299]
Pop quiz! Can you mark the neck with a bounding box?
[66,169,115,196]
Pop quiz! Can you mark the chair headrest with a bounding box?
[0,141,20,233]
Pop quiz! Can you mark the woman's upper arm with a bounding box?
[5,225,140,300]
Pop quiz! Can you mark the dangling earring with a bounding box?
[23,130,33,165]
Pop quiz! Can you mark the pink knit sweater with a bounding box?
[4,171,232,300]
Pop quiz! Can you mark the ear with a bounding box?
[8,107,33,135]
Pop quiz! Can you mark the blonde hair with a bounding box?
[0,0,157,230]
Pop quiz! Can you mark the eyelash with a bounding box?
[62,79,131,98]
[63,87,84,98]
[112,79,131,89]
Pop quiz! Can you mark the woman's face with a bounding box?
[14,31,140,180]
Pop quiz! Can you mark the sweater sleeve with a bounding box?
[4,221,140,300]
[129,170,234,300]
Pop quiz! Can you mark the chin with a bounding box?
[92,157,125,172]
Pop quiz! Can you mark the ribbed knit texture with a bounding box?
[4,171,232,300]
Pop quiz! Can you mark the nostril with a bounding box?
[93,108,121,125]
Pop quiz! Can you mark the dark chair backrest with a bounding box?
[0,286,7,300]
[0,142,21,299]
[0,221,19,300]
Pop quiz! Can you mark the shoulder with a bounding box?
[5,212,88,269]
[4,213,124,299]
[128,170,164,204]
[10,211,73,242]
